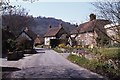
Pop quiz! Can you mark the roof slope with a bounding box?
[16,27,37,41]
[24,29,37,40]
[44,26,62,37]
[71,19,111,34]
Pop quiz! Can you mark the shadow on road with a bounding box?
[4,66,105,79]
[2,67,21,72]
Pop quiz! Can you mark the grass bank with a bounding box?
[68,47,120,80]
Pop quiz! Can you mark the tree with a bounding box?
[1,0,35,57]
[2,1,34,35]
[92,1,120,23]
[92,1,120,44]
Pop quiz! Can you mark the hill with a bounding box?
[30,16,76,36]
[2,15,76,36]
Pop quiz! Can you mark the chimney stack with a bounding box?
[24,27,29,32]
[89,13,96,21]
[49,25,52,28]
[75,23,78,27]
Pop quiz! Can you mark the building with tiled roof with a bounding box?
[44,24,67,47]
[70,14,111,47]
[44,25,63,37]
[16,27,43,49]
[34,35,44,46]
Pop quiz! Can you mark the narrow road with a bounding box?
[1,49,104,79]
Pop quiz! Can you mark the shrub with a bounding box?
[16,39,33,51]
[58,43,65,48]
[86,47,120,60]
[98,48,120,60]
[7,39,16,52]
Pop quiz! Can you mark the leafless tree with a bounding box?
[2,0,30,35]
[92,1,120,23]
[92,1,120,44]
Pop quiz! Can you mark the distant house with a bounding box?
[104,23,120,45]
[16,27,37,49]
[70,14,111,47]
[34,35,44,46]
[44,24,68,48]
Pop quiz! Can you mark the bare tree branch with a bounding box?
[92,1,120,44]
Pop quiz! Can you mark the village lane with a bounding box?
[2,49,104,79]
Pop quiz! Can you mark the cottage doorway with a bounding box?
[50,39,59,48]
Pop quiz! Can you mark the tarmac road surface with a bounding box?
[1,49,104,79]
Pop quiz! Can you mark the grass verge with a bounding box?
[67,54,120,80]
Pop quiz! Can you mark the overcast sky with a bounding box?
[10,0,97,24]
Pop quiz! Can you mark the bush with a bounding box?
[7,39,16,52]
[97,48,120,60]
[7,51,24,60]
[86,47,120,60]
[58,43,65,48]
[16,38,33,51]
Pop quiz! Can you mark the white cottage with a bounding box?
[44,24,67,47]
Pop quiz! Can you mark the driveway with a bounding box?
[1,49,104,79]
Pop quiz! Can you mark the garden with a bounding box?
[53,43,120,80]
[67,47,120,80]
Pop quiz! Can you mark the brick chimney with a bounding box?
[89,13,96,21]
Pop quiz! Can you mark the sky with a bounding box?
[10,0,97,24]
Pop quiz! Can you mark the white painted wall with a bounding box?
[44,37,56,45]
[71,34,76,38]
